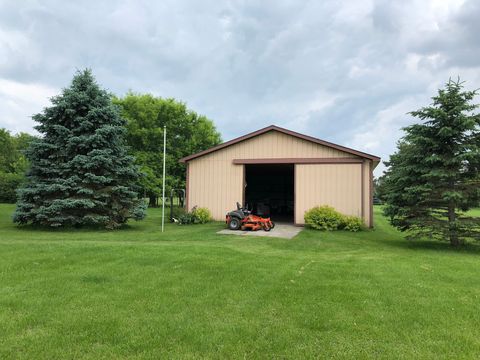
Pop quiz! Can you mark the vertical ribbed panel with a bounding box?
[187,130,363,221]
[295,164,363,225]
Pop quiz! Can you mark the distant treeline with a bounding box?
[0,93,222,206]
[0,130,35,202]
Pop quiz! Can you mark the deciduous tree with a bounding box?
[0,129,34,202]
[114,93,222,206]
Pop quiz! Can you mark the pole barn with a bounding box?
[180,125,380,227]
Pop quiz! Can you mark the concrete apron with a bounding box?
[217,224,303,239]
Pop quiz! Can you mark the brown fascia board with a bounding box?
[232,158,363,164]
[179,125,381,163]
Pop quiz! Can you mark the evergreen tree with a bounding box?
[14,70,146,228]
[383,79,480,246]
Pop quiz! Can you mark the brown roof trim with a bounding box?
[232,158,363,164]
[179,125,381,162]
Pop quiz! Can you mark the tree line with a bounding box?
[0,71,222,211]
[2,70,479,242]
[0,130,35,202]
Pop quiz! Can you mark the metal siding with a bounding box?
[188,131,361,221]
[295,164,364,225]
[362,160,372,227]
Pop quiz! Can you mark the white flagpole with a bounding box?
[161,125,166,232]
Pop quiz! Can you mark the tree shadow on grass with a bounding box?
[378,236,480,255]
[14,222,139,233]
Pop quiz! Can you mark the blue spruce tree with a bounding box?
[14,70,146,228]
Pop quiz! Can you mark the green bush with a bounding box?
[170,206,186,222]
[304,205,344,230]
[304,205,364,232]
[176,206,212,225]
[192,207,212,224]
[343,215,364,232]
[177,212,197,225]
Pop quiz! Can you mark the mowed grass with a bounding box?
[466,208,480,217]
[0,205,479,359]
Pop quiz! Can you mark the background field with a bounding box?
[0,204,479,359]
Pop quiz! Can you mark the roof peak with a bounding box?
[180,125,380,163]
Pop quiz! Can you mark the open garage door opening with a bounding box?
[244,164,294,223]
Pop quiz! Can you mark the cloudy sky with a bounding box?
[1,0,479,175]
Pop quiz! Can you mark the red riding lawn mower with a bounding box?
[226,202,275,231]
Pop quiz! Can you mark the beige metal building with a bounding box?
[180,125,380,226]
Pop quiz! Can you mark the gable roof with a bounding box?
[179,125,381,163]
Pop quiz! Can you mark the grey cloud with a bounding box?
[0,0,479,176]
[408,0,480,69]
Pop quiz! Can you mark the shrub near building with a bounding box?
[304,205,364,232]
[176,206,212,225]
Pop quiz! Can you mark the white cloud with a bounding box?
[0,79,57,134]
[347,97,425,176]
[0,0,478,173]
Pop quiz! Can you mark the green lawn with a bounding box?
[1,205,479,359]
[466,208,480,218]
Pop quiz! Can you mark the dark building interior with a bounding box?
[244,164,294,223]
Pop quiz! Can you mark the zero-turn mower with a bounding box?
[226,202,275,231]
